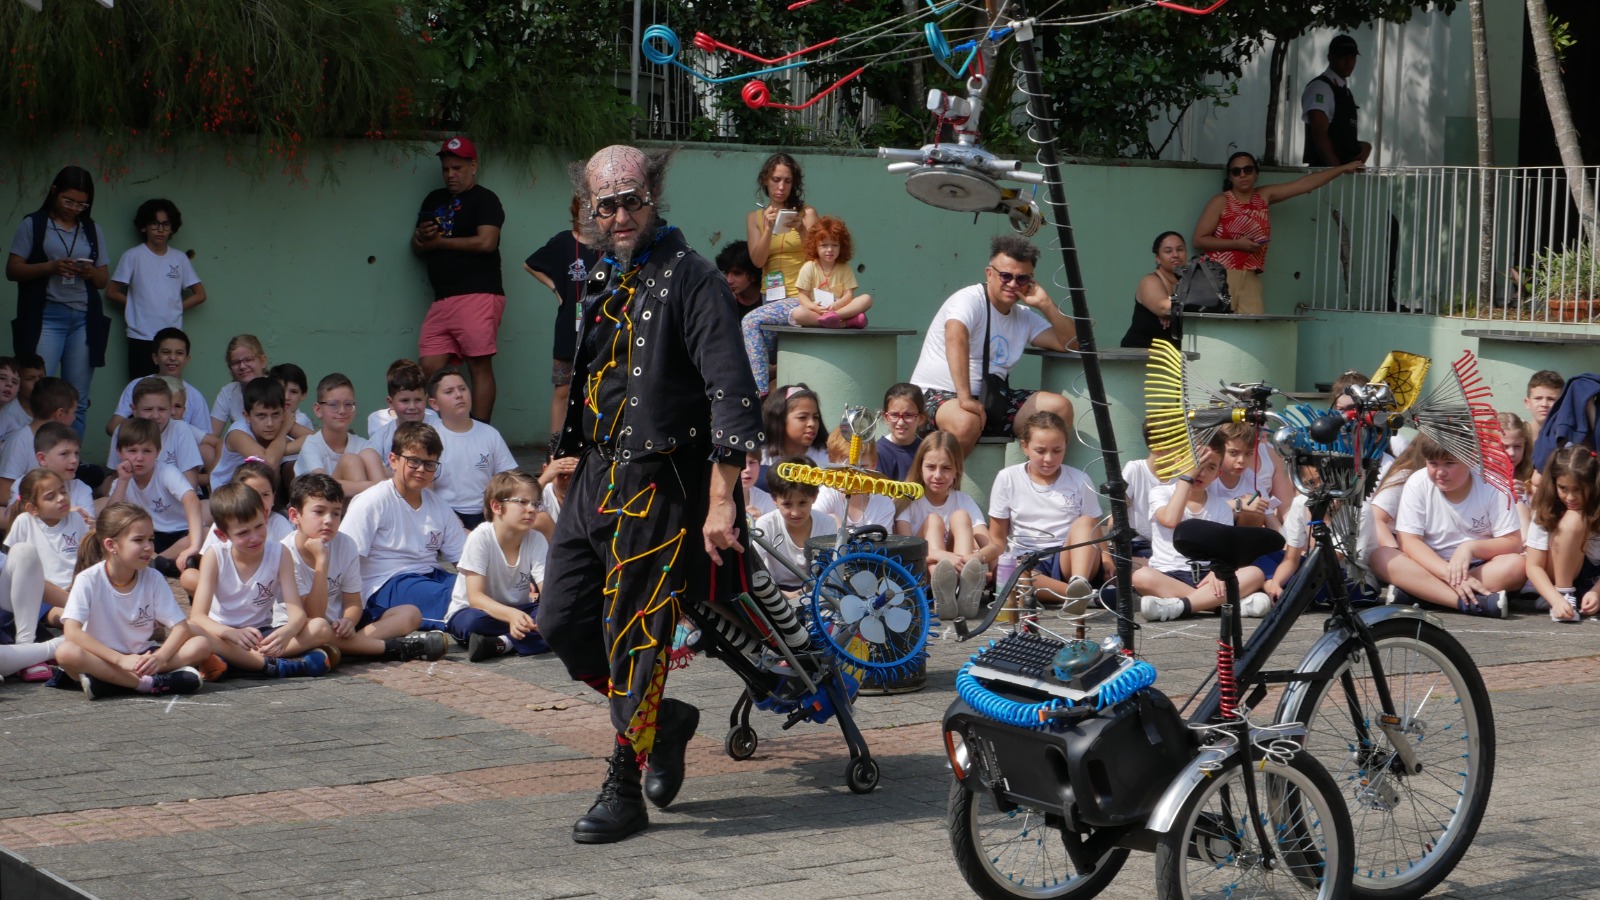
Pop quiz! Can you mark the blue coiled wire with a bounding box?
[957,658,1161,730]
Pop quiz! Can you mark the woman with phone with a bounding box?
[6,165,112,435]
[1191,150,1361,315]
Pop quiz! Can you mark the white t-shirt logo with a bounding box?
[1468,515,1491,535]
[149,495,171,514]
[166,264,183,281]
[514,570,532,593]
[60,531,80,550]
[426,530,443,552]
[252,581,277,607]
[476,453,492,471]
[131,603,153,627]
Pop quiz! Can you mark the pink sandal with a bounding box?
[19,663,54,683]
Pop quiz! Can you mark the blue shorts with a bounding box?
[446,601,548,656]
[368,569,455,630]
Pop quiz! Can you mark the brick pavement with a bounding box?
[2,606,1599,898]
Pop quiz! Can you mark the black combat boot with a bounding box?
[572,739,649,844]
[643,699,699,809]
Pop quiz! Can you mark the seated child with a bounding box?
[5,469,84,623]
[56,503,212,699]
[180,460,295,596]
[1376,434,1525,616]
[0,355,45,447]
[370,360,437,475]
[282,474,446,661]
[1211,423,1286,530]
[1134,439,1271,621]
[107,417,205,578]
[162,376,220,475]
[1497,411,1533,537]
[188,482,334,678]
[0,357,24,450]
[426,367,516,529]
[211,333,269,436]
[1524,369,1563,433]
[8,423,94,511]
[340,421,467,630]
[0,377,79,511]
[752,457,834,595]
[988,412,1104,605]
[268,363,318,482]
[534,453,576,541]
[814,431,895,531]
[896,431,990,620]
[445,471,551,662]
[0,542,60,681]
[1524,446,1600,622]
[212,377,298,487]
[105,327,213,436]
[295,373,386,497]
[759,385,829,467]
[1120,418,1170,562]
[107,376,204,487]
[739,453,773,522]
[741,217,874,394]
[875,383,926,483]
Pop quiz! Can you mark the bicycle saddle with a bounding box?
[1173,518,1284,568]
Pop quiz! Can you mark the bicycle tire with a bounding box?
[947,779,1128,900]
[1154,750,1354,900]
[1284,617,1493,900]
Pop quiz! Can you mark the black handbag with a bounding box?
[979,302,1012,429]
[1171,257,1232,313]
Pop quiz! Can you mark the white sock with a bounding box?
[0,544,46,645]
[0,635,61,678]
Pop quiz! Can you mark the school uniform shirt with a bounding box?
[109,243,202,340]
[815,486,896,530]
[341,480,468,599]
[5,510,90,590]
[0,425,39,484]
[760,446,830,467]
[205,540,285,630]
[369,417,443,472]
[113,377,212,433]
[1394,469,1522,561]
[1121,459,1166,540]
[1280,495,1311,552]
[1356,477,1408,565]
[365,408,441,440]
[753,508,833,592]
[909,284,1051,394]
[542,482,564,525]
[1525,519,1600,565]
[1147,483,1236,573]
[63,563,186,655]
[200,512,294,557]
[746,484,775,518]
[8,476,93,509]
[107,418,203,474]
[278,531,363,627]
[112,463,195,534]
[897,491,985,536]
[445,522,548,622]
[294,430,376,478]
[432,420,518,514]
[212,381,244,430]
[988,463,1103,551]
[210,420,256,487]
[0,399,29,449]
[875,436,921,483]
[1210,445,1282,512]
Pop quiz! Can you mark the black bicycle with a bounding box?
[943,383,1493,900]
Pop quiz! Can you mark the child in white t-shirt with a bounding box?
[1379,434,1524,617]
[106,377,203,487]
[180,460,294,596]
[1211,423,1287,531]
[1121,417,1173,561]
[739,453,773,522]
[1523,445,1600,623]
[295,373,386,497]
[752,458,835,595]
[210,334,268,436]
[104,200,205,369]
[426,367,516,529]
[896,431,990,619]
[366,357,442,440]
[1134,440,1271,622]
[187,482,333,678]
[0,543,59,681]
[106,417,203,579]
[213,377,300,488]
[5,468,91,611]
[281,473,445,661]
[56,503,211,698]
[446,471,550,662]
[814,432,895,530]
[104,328,213,437]
[988,412,1104,605]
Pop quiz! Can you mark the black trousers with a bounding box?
[538,446,745,747]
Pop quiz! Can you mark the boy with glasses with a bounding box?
[340,420,466,630]
[295,372,387,497]
[106,200,206,380]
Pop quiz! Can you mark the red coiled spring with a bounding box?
[1216,639,1239,720]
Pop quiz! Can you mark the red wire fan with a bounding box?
[1404,350,1515,501]
[1451,351,1516,498]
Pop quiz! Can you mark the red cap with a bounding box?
[437,136,478,160]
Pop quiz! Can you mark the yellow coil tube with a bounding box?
[774,462,925,501]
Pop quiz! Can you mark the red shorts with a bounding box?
[419,292,506,360]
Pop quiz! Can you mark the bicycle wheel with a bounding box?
[948,780,1128,900]
[1284,617,1493,900]
[1154,750,1353,900]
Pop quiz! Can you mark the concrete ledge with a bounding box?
[760,325,918,337]
[0,847,98,900]
[1462,329,1600,344]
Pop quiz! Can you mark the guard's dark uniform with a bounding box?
[538,225,764,754]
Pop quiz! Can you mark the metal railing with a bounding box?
[1307,165,1600,323]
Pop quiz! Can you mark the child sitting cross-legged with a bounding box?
[295,373,386,497]
[212,376,297,488]
[445,471,551,662]
[56,502,212,699]
[1135,438,1272,622]
[896,431,991,620]
[814,430,895,530]
[988,412,1105,607]
[107,417,204,579]
[108,376,204,489]
[187,482,335,679]
[426,366,516,530]
[1375,433,1525,617]
[1524,446,1600,623]
[282,474,446,661]
[752,457,835,597]
[4,468,85,633]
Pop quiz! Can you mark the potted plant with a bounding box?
[1528,242,1598,322]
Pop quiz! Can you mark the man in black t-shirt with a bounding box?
[411,136,506,422]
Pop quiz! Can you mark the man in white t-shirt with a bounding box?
[908,235,1077,455]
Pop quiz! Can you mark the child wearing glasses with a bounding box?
[444,471,550,662]
[339,421,466,631]
[210,334,269,436]
[875,383,926,482]
[295,372,386,498]
[425,366,516,530]
[105,202,205,382]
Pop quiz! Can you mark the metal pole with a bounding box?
[630,0,643,137]
[1010,13,1137,648]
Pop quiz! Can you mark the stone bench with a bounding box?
[763,324,918,419]
[1181,312,1307,398]
[961,435,1023,513]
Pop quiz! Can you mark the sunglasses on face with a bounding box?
[1229,165,1258,177]
[591,191,650,220]
[988,266,1034,288]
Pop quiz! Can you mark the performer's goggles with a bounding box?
[591,189,652,220]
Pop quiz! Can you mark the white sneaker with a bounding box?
[1239,592,1272,618]
[957,558,987,620]
[931,560,959,621]
[1141,596,1185,622]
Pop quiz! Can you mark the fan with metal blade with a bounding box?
[1399,349,1516,498]
[1143,339,1240,479]
[808,550,930,684]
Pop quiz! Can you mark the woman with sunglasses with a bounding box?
[1192,151,1361,315]
[5,165,113,435]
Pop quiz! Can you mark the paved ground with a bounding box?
[2,585,1598,900]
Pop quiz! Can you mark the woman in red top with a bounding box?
[1192,151,1361,315]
